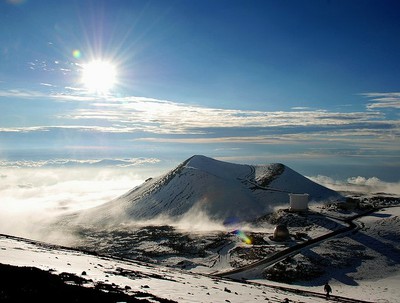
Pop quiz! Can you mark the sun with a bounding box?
[81,60,117,93]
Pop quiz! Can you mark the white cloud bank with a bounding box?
[1,164,398,246]
[362,92,400,110]
[0,157,160,168]
[309,175,400,196]
[0,88,397,135]
[0,167,149,239]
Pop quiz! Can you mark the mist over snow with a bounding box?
[0,167,150,240]
[308,175,400,196]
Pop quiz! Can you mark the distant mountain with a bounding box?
[75,155,343,225]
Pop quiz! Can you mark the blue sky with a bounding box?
[0,0,399,182]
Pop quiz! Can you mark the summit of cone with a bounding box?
[76,155,343,226]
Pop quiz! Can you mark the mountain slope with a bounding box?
[76,155,342,225]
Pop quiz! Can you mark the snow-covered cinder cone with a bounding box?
[65,155,343,227]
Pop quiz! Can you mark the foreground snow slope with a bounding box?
[0,234,329,303]
[74,155,342,226]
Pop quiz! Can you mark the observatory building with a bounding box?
[289,193,309,212]
[272,224,290,241]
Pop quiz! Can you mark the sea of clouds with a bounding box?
[1,161,399,243]
[308,175,400,196]
[0,166,148,239]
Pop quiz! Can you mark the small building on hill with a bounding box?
[289,193,309,212]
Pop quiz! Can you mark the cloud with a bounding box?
[0,126,49,133]
[0,157,160,168]
[362,92,400,110]
[0,125,145,134]
[308,175,400,195]
[27,58,78,76]
[0,87,398,161]
[0,167,152,240]
[291,106,312,110]
[54,96,392,141]
[0,88,94,102]
[134,127,400,147]
[40,82,55,87]
[0,89,50,99]
[0,87,387,129]
[2,89,395,139]
[0,91,398,169]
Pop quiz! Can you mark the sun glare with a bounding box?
[81,60,117,93]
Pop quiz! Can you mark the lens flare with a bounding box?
[233,230,252,245]
[72,49,81,59]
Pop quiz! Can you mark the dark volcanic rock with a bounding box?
[0,263,177,303]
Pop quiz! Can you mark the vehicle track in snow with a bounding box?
[215,209,377,278]
[213,208,384,303]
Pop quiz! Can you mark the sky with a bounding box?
[0,0,399,200]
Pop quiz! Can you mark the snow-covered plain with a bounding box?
[1,203,398,302]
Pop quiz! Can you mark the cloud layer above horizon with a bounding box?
[0,88,398,176]
[1,88,399,132]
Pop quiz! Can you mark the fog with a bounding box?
[125,202,272,234]
[0,167,147,240]
[0,167,252,244]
